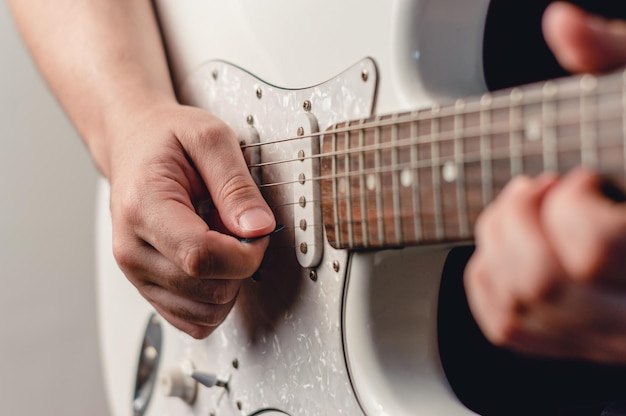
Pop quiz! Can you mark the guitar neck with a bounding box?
[320,70,626,250]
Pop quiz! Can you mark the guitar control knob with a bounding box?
[191,370,228,389]
[160,360,197,404]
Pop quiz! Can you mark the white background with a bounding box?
[0,2,109,415]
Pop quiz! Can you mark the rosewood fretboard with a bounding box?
[319,71,626,250]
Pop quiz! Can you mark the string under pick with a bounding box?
[238,224,286,243]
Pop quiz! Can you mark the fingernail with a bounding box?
[238,208,275,232]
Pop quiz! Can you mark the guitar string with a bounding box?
[254,130,626,191]
[242,99,621,190]
[239,71,620,159]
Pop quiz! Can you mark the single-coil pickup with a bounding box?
[293,113,323,268]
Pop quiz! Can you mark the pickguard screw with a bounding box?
[256,87,262,99]
[232,359,239,369]
[299,196,306,207]
[297,126,305,136]
[309,270,317,281]
[236,401,243,411]
[303,100,312,112]
[361,69,369,82]
[246,115,254,125]
[300,242,308,254]
[212,70,218,80]
[333,261,340,272]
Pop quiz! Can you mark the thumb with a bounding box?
[543,2,626,74]
[184,111,276,239]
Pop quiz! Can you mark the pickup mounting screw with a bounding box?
[303,100,312,112]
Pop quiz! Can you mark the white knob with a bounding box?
[160,361,197,404]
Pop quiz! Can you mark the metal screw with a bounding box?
[309,270,317,281]
[232,359,239,369]
[300,242,308,254]
[333,261,340,273]
[299,219,307,231]
[297,126,305,136]
[303,100,312,112]
[246,115,254,125]
[361,69,369,82]
[298,150,305,160]
[298,173,306,184]
[256,87,262,99]
[299,196,306,208]
[236,401,243,411]
[212,70,218,80]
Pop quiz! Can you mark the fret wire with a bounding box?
[410,113,422,241]
[580,75,599,168]
[391,114,403,244]
[331,131,341,247]
[431,106,444,239]
[511,97,521,177]
[343,126,354,247]
[480,95,493,207]
[357,119,369,247]
[454,101,469,238]
[542,82,558,172]
[374,116,385,244]
[623,71,626,184]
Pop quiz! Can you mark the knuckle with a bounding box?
[216,173,258,208]
[209,281,241,305]
[176,239,212,278]
[112,237,140,273]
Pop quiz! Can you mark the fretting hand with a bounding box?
[465,2,626,363]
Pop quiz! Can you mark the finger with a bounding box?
[541,168,626,285]
[543,2,626,73]
[114,193,270,279]
[466,175,564,345]
[120,242,243,304]
[141,283,237,339]
[464,250,519,344]
[179,109,276,238]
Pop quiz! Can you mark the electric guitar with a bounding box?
[97,1,626,415]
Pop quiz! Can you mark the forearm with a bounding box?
[8,0,176,177]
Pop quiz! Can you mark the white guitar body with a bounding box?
[97,1,493,415]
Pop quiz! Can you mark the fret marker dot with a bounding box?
[338,178,347,194]
[524,120,541,141]
[366,174,376,191]
[442,161,457,183]
[400,169,413,187]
